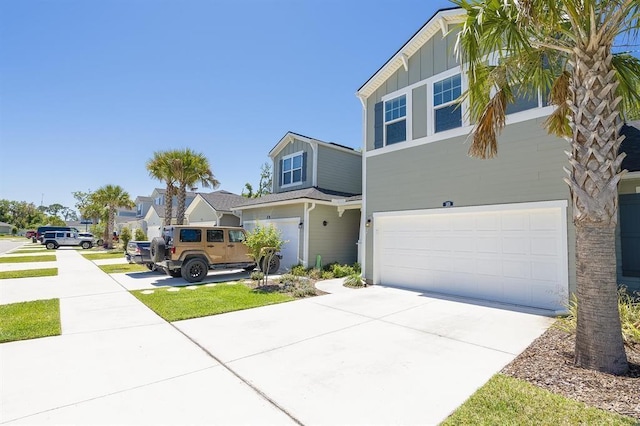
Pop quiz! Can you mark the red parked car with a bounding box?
[25,230,36,239]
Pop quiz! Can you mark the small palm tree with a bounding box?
[170,148,220,224]
[91,184,134,249]
[455,0,640,374]
[147,151,178,227]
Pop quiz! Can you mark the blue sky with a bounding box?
[0,0,453,211]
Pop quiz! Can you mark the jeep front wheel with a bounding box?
[81,241,91,249]
[260,255,280,274]
[182,259,208,283]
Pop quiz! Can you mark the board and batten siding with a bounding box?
[365,30,460,151]
[316,145,362,194]
[363,118,576,294]
[308,205,360,266]
[273,138,313,193]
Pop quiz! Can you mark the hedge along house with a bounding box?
[232,132,362,270]
[356,8,640,313]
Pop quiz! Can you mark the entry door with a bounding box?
[620,194,640,277]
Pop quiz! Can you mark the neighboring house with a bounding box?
[232,132,362,269]
[150,188,198,209]
[185,190,244,226]
[134,196,154,218]
[143,205,178,240]
[0,221,13,234]
[356,7,640,312]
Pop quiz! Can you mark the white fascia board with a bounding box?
[622,171,640,179]
[269,132,361,159]
[233,198,336,211]
[356,8,465,100]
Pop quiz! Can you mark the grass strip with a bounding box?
[0,255,56,263]
[442,374,636,425]
[9,249,48,254]
[99,263,148,274]
[0,268,58,279]
[132,283,294,321]
[81,252,125,260]
[0,299,61,343]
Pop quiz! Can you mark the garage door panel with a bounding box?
[375,202,568,311]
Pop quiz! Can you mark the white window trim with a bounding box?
[381,90,412,146]
[280,151,304,189]
[368,64,554,158]
[430,70,465,134]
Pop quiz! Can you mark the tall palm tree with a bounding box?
[91,184,134,249]
[146,151,178,227]
[170,148,220,224]
[454,0,640,374]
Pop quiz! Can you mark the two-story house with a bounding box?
[356,8,640,312]
[233,132,362,269]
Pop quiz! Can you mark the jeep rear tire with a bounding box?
[45,242,57,250]
[182,258,208,283]
[81,241,91,249]
[150,237,166,263]
[260,255,280,274]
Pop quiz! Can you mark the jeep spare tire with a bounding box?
[260,255,280,274]
[150,237,166,263]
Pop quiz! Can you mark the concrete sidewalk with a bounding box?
[1,248,552,425]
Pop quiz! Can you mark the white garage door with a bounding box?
[244,218,300,270]
[374,201,568,311]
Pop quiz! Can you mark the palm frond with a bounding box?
[469,90,506,159]
[611,53,640,121]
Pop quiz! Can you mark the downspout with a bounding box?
[357,93,368,282]
[216,212,224,226]
[303,202,316,268]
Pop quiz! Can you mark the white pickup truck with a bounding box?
[42,231,94,250]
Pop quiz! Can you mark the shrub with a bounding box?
[330,263,355,278]
[555,287,640,347]
[352,262,361,274]
[308,268,322,280]
[250,271,264,281]
[343,273,365,288]
[119,227,132,251]
[134,228,147,241]
[290,264,308,277]
[321,270,335,280]
[292,282,317,298]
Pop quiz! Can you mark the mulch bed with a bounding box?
[501,327,640,420]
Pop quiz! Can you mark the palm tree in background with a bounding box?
[147,151,179,227]
[454,0,640,374]
[170,148,219,224]
[91,185,134,249]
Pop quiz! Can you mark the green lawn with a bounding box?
[0,268,58,279]
[132,283,294,321]
[9,249,48,254]
[442,374,636,425]
[99,263,148,274]
[81,251,125,260]
[0,299,61,343]
[0,255,56,263]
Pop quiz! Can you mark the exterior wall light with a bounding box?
[298,222,303,229]
[322,220,328,226]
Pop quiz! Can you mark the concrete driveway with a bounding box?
[1,246,553,425]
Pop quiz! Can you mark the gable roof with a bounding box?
[356,7,464,99]
[621,121,640,173]
[198,190,246,212]
[269,131,360,159]
[147,204,177,220]
[232,187,360,210]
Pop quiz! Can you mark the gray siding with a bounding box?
[365,30,460,151]
[363,118,576,294]
[240,205,304,223]
[316,145,362,194]
[308,205,360,266]
[273,138,313,193]
[219,213,241,226]
[412,85,428,139]
[616,177,640,292]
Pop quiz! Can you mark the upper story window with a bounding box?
[433,74,462,133]
[384,95,407,145]
[282,152,303,186]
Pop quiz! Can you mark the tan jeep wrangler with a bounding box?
[150,225,280,283]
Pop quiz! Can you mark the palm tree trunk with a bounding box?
[176,185,186,225]
[566,45,627,374]
[107,208,115,250]
[164,185,174,227]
